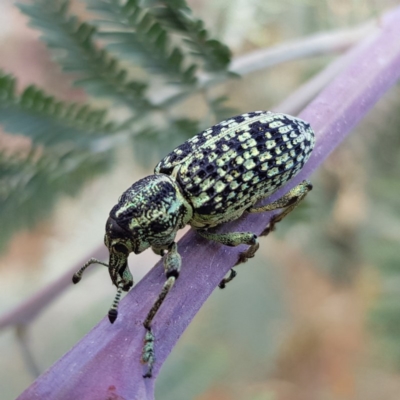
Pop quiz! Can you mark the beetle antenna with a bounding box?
[108,282,124,323]
[72,258,109,284]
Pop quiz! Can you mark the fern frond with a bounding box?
[86,0,198,85]
[146,0,232,72]
[18,0,154,110]
[0,147,112,251]
[0,71,115,146]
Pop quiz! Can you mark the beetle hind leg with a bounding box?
[249,180,313,236]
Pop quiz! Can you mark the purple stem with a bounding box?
[17,7,400,400]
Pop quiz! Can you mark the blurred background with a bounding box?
[1,0,400,399]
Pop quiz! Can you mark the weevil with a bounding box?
[72,111,315,378]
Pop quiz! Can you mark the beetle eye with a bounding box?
[114,244,128,253]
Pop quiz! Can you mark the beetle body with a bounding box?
[156,110,314,228]
[73,110,315,378]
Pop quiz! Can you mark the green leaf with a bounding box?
[145,0,232,72]
[86,0,198,85]
[0,70,115,146]
[18,0,154,110]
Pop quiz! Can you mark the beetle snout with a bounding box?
[108,253,127,284]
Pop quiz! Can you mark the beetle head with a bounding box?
[105,174,193,287]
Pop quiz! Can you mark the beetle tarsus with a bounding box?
[142,329,155,378]
[219,268,237,289]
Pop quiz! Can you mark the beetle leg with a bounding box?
[196,230,259,287]
[197,230,257,248]
[218,268,237,289]
[142,242,181,378]
[248,180,312,236]
[196,181,312,289]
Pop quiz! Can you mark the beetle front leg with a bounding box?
[142,242,181,378]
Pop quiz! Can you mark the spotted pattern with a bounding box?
[155,111,315,227]
[110,175,188,241]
